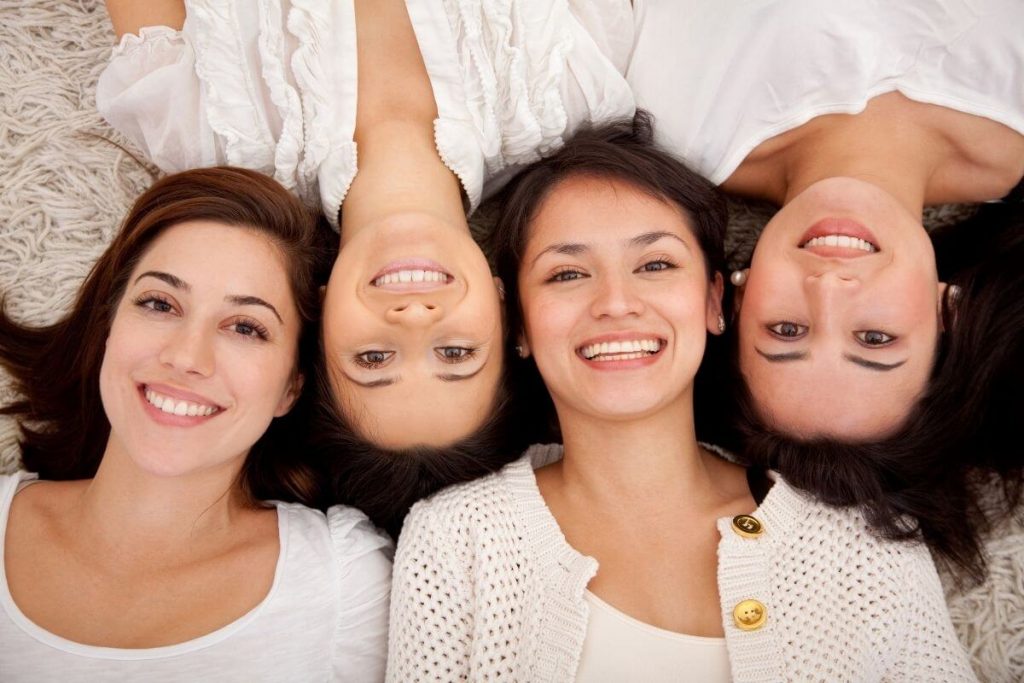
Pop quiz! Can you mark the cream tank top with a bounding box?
[626,0,1024,185]
[575,591,731,682]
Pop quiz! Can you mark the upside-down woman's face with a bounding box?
[322,212,505,448]
[99,221,303,478]
[737,177,947,439]
[517,176,723,424]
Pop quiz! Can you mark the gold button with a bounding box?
[731,514,764,538]
[733,599,767,631]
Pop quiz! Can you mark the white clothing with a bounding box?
[626,0,1024,184]
[96,0,636,225]
[575,591,730,683]
[0,471,393,682]
[387,444,977,682]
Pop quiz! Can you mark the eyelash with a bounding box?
[855,330,896,347]
[438,347,477,363]
[355,351,394,369]
[133,295,270,341]
[134,294,175,314]
[635,258,677,273]
[767,322,808,339]
[546,267,586,283]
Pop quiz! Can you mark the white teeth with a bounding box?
[801,235,877,253]
[580,338,662,360]
[373,269,449,286]
[145,388,218,418]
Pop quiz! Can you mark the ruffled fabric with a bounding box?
[411,0,634,210]
[287,0,359,225]
[184,1,278,176]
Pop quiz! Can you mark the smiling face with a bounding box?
[738,177,946,438]
[322,212,504,448]
[518,176,723,424]
[99,221,302,478]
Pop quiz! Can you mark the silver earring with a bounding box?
[515,345,525,358]
[948,284,962,302]
[730,269,749,287]
[717,315,726,333]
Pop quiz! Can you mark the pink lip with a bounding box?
[138,383,223,427]
[799,218,880,258]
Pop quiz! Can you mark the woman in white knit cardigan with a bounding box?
[386,116,977,682]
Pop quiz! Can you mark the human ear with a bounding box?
[274,372,305,417]
[705,272,726,335]
[493,276,506,301]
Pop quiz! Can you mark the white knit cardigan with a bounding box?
[387,444,977,682]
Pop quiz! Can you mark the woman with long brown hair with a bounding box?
[0,167,390,679]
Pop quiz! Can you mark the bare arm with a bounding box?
[103,0,185,39]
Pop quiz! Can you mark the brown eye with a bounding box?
[767,322,807,339]
[856,330,896,346]
[355,350,393,368]
[437,347,476,363]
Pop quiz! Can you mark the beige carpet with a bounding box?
[0,1,1019,678]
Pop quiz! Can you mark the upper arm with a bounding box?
[104,0,185,39]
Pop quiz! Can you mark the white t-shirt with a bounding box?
[96,0,636,225]
[627,0,1024,185]
[0,472,393,682]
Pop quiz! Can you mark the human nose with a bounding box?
[384,300,444,327]
[158,323,215,376]
[804,271,859,314]
[589,273,644,319]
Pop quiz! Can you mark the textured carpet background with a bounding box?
[0,1,1020,679]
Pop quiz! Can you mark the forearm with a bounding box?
[104,0,185,39]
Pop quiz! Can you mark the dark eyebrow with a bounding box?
[135,271,188,290]
[629,231,689,249]
[531,242,587,267]
[436,364,487,382]
[755,348,809,363]
[226,295,283,324]
[843,354,908,371]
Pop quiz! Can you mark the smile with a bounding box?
[579,338,663,362]
[800,234,877,253]
[144,386,220,417]
[372,269,450,286]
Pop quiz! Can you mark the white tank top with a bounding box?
[626,0,1024,184]
[575,590,731,682]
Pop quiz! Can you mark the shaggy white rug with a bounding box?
[0,1,1020,679]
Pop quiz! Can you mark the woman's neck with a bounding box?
[550,399,732,513]
[69,438,252,558]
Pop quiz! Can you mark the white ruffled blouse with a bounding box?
[96,0,636,226]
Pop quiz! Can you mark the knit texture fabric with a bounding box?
[388,444,977,682]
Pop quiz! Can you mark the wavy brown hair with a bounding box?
[0,167,333,506]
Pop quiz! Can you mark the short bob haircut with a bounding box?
[0,167,331,506]
[712,194,1024,582]
[490,110,730,445]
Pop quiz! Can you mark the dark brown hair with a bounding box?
[490,111,730,444]
[712,197,1024,582]
[0,167,333,506]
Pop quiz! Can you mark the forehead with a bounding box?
[331,360,503,448]
[527,176,692,245]
[740,348,931,438]
[135,221,285,277]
